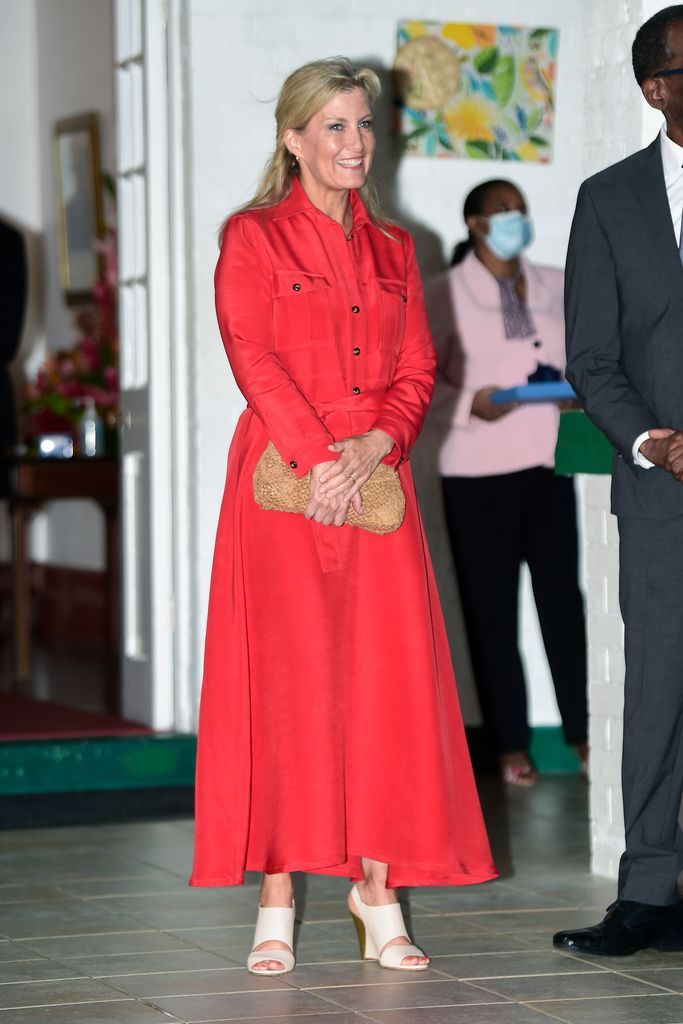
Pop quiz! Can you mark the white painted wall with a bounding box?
[0,0,42,231]
[185,0,585,726]
[0,0,115,572]
[35,0,115,375]
[34,0,115,571]
[0,0,42,563]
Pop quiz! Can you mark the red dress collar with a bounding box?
[270,175,370,233]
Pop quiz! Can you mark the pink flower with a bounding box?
[93,281,109,304]
[95,229,118,289]
[79,337,100,372]
[83,386,115,407]
[21,214,120,448]
[32,409,73,435]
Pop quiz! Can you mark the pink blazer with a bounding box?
[424,251,566,477]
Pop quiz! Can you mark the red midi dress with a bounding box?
[191,178,496,888]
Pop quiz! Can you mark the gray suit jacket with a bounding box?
[565,136,683,518]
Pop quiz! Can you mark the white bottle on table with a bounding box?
[79,396,104,457]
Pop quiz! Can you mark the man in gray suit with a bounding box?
[554,5,683,956]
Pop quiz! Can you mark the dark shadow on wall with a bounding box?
[357,59,484,730]
[368,63,447,276]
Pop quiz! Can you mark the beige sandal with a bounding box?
[349,885,429,971]
[247,904,295,975]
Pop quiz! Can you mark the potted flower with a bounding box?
[23,226,119,456]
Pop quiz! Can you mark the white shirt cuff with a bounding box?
[633,430,655,468]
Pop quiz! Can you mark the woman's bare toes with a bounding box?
[253,958,284,971]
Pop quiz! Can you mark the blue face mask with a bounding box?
[481,210,533,260]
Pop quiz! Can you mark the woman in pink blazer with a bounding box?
[424,179,588,787]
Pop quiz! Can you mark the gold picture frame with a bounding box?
[54,112,105,306]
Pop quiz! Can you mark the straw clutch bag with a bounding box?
[253,441,405,535]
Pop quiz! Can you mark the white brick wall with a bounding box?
[583,0,644,177]
[584,473,626,880]
[580,0,655,884]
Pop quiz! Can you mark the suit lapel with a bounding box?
[627,136,683,289]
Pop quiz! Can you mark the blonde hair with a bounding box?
[226,57,392,233]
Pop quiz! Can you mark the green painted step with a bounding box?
[0,726,581,796]
[529,725,585,774]
[0,734,197,796]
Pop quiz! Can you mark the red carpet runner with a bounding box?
[0,694,151,740]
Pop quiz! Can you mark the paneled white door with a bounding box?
[114,0,194,729]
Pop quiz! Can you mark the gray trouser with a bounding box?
[617,514,683,905]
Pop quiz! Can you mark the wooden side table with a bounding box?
[10,458,120,714]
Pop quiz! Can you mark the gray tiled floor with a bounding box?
[3,778,683,1023]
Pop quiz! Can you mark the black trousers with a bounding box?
[441,467,588,754]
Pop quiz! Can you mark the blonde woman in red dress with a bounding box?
[191,56,496,976]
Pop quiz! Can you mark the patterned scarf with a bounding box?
[497,273,536,340]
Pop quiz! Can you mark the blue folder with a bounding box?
[490,381,577,404]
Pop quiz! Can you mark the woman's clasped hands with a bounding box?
[304,428,394,527]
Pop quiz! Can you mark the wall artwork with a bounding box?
[394,21,558,162]
[54,112,105,305]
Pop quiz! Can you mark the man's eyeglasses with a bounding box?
[653,67,683,77]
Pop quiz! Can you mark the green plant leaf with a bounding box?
[492,56,515,108]
[465,140,491,159]
[436,126,454,150]
[405,123,432,141]
[473,46,499,74]
[529,134,549,146]
[526,107,543,131]
[40,394,80,420]
[529,28,552,41]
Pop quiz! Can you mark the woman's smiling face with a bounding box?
[285,87,376,204]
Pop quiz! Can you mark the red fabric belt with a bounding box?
[314,388,385,417]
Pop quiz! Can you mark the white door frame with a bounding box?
[114,0,197,731]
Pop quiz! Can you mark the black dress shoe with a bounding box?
[553,900,683,956]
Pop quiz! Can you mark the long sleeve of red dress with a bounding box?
[373,233,435,465]
[215,215,335,476]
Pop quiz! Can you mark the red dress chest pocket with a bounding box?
[376,277,407,353]
[272,270,333,350]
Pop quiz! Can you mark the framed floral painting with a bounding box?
[394,21,558,162]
